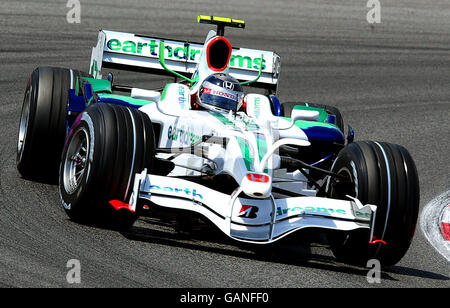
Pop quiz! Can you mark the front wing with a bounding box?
[129,170,377,244]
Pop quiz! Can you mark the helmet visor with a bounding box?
[200,81,242,112]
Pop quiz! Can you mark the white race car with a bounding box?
[17,15,420,266]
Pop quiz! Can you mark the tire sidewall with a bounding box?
[59,104,155,226]
[16,70,39,172]
[327,141,419,266]
[59,112,98,218]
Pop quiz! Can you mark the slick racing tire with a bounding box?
[280,102,345,133]
[17,67,90,181]
[59,103,155,229]
[326,141,420,267]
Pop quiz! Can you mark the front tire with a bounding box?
[327,141,420,266]
[59,103,155,229]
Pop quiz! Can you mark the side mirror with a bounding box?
[107,72,114,85]
[268,94,281,116]
[291,108,320,123]
[347,125,354,144]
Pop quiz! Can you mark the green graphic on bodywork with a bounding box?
[168,125,201,145]
[189,73,200,91]
[210,112,268,172]
[254,97,261,118]
[209,111,237,128]
[160,83,174,102]
[255,133,267,162]
[292,105,328,123]
[238,114,259,131]
[234,133,269,172]
[209,112,259,132]
[75,76,81,96]
[281,117,340,130]
[236,136,254,171]
[256,133,269,173]
[81,77,112,94]
[89,60,99,78]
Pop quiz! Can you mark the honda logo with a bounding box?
[223,81,234,90]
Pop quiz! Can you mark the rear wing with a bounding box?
[89,30,281,92]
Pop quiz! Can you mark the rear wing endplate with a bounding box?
[89,30,281,91]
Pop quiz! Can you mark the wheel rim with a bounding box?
[328,167,356,200]
[63,127,89,194]
[17,88,31,160]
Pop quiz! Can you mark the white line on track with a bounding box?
[420,190,450,262]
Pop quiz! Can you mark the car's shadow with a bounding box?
[120,213,449,282]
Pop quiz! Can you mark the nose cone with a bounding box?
[241,173,272,198]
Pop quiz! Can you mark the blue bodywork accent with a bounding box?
[301,126,345,144]
[68,89,85,112]
[66,78,152,133]
[67,89,86,130]
[269,94,281,116]
[326,114,336,125]
[83,81,94,103]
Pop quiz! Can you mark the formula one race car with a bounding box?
[16,15,420,266]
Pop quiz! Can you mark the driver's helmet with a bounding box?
[197,74,244,113]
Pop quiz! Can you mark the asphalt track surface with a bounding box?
[0,0,449,288]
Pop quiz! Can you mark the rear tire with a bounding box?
[59,103,155,229]
[17,67,90,181]
[326,141,420,266]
